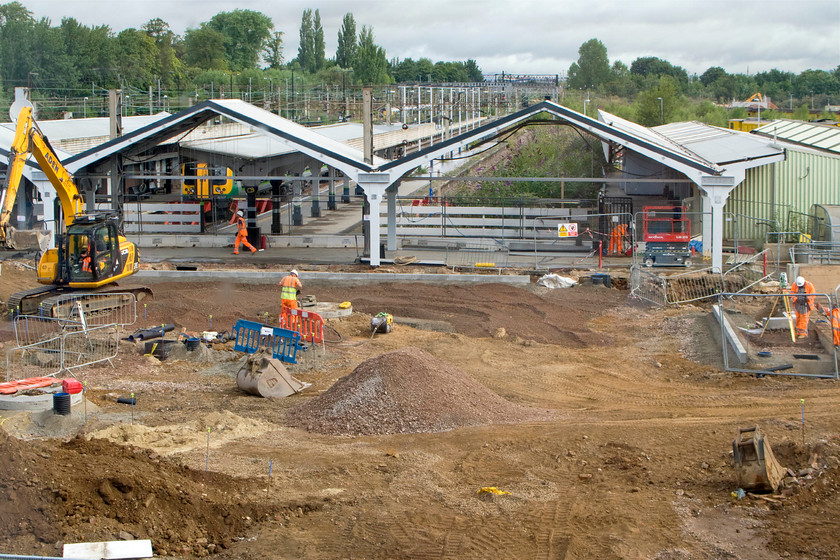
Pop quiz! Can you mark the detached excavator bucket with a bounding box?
[236,353,310,398]
[732,426,786,493]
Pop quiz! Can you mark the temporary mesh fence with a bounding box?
[5,293,136,380]
[445,242,511,271]
[722,249,776,295]
[6,318,121,380]
[716,292,838,379]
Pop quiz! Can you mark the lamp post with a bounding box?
[657,97,663,124]
[248,77,252,102]
[83,96,88,118]
[163,94,168,112]
[583,98,590,117]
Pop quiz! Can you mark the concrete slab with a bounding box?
[0,387,84,411]
[135,270,531,285]
[713,304,748,364]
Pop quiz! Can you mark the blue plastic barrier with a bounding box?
[231,319,301,364]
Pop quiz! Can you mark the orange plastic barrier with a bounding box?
[280,307,325,353]
[0,376,59,395]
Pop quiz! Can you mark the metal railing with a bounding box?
[790,241,840,265]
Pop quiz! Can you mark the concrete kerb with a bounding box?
[132,234,360,249]
[135,270,531,285]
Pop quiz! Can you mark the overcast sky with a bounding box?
[17,0,840,77]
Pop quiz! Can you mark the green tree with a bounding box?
[312,9,325,72]
[60,18,116,89]
[605,60,634,97]
[297,9,313,73]
[355,25,389,84]
[32,19,78,94]
[0,2,37,87]
[262,31,284,69]
[636,76,679,126]
[464,59,482,82]
[792,102,810,120]
[116,29,156,88]
[183,25,227,71]
[630,56,688,91]
[141,18,181,85]
[336,13,357,69]
[567,38,611,91]
[206,9,273,72]
[700,66,727,87]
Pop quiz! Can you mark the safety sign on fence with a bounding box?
[557,223,578,238]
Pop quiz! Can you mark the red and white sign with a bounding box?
[557,223,578,238]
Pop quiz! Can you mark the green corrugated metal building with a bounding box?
[725,120,840,243]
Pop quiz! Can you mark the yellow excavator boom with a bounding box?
[0,106,83,242]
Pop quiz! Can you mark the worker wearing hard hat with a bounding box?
[279,269,302,311]
[233,210,258,255]
[789,276,816,339]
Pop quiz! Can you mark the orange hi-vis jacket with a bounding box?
[280,274,302,302]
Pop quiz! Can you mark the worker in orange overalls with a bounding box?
[80,246,92,273]
[789,276,816,339]
[233,210,257,255]
[819,304,840,346]
[608,223,628,255]
[279,269,302,311]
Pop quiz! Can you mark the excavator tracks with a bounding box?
[8,285,153,319]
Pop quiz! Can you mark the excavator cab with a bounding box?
[61,218,120,284]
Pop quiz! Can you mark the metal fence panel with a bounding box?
[663,267,724,305]
[723,249,776,295]
[629,265,667,306]
[6,319,121,380]
[445,243,510,270]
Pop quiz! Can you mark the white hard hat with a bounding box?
[290,269,298,276]
[236,210,244,217]
[796,276,805,287]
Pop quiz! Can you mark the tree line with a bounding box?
[0,2,483,101]
[567,38,840,126]
[0,1,836,128]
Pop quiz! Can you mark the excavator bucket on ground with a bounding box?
[236,353,310,398]
[732,426,786,493]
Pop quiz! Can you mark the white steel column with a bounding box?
[386,185,398,250]
[357,173,390,267]
[699,176,737,273]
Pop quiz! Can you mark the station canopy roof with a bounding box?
[598,111,785,169]
[752,119,840,155]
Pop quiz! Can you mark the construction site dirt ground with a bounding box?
[1,259,840,560]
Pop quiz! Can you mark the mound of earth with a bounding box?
[0,428,58,545]
[286,346,555,435]
[0,428,276,557]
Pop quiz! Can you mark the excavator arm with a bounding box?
[0,106,84,243]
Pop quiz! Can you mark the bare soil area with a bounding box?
[1,259,839,559]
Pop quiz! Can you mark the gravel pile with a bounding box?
[286,346,554,435]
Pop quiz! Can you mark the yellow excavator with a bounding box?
[1,106,144,315]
